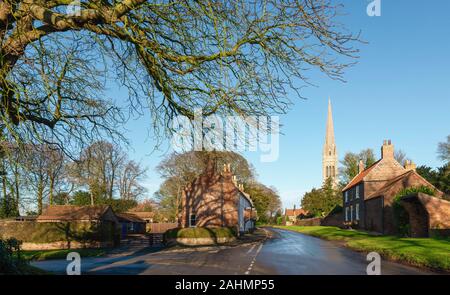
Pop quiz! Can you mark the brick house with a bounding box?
[342,140,449,237]
[180,162,256,234]
[284,207,308,225]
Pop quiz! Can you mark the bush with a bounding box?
[276,216,284,225]
[164,227,237,240]
[0,238,28,274]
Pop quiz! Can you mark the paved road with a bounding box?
[32,228,433,275]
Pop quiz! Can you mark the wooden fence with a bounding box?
[148,222,178,233]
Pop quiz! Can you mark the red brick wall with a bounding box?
[364,196,383,233]
[181,170,240,231]
[417,193,450,230]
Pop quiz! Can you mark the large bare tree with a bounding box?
[67,140,126,203]
[0,0,360,154]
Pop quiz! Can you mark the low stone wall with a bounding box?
[166,236,236,246]
[295,217,322,226]
[21,241,114,250]
[321,211,344,228]
[294,212,344,228]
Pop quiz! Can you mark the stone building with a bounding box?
[323,98,338,186]
[342,140,449,237]
[180,162,256,234]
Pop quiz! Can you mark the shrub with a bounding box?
[0,238,28,274]
[164,227,237,240]
[276,216,284,225]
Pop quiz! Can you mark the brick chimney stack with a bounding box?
[381,139,394,159]
[358,160,365,174]
[404,160,417,171]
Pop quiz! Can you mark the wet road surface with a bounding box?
[32,228,433,275]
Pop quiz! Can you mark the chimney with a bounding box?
[358,160,365,174]
[381,139,394,159]
[404,160,417,171]
[232,175,237,185]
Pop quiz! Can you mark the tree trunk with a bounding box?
[176,186,180,225]
[49,175,54,205]
[90,191,94,206]
[37,181,43,215]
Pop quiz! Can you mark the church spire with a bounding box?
[323,98,338,185]
[325,98,335,146]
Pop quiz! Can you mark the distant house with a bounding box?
[116,213,146,238]
[284,208,308,225]
[37,205,118,224]
[181,162,256,234]
[126,211,154,223]
[342,140,449,237]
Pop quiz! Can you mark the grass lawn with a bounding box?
[20,248,106,261]
[273,226,450,272]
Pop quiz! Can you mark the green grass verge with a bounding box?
[273,226,450,272]
[165,227,236,239]
[19,264,52,275]
[20,248,106,261]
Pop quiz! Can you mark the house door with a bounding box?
[121,223,127,238]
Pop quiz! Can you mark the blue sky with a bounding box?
[110,0,450,209]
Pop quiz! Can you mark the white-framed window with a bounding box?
[355,203,360,221]
[345,207,349,221]
[356,185,360,199]
[189,214,196,227]
[344,191,348,202]
[350,205,353,221]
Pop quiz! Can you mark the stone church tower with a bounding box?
[322,98,338,185]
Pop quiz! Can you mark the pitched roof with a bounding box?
[126,211,154,219]
[285,208,308,216]
[342,160,381,191]
[116,212,146,223]
[366,170,443,200]
[37,205,111,221]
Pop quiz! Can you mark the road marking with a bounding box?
[245,243,263,275]
[246,244,256,254]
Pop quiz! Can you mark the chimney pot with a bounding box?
[358,160,365,174]
[381,140,394,159]
[404,160,416,171]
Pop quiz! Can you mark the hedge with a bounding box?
[164,227,237,240]
[0,221,117,243]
